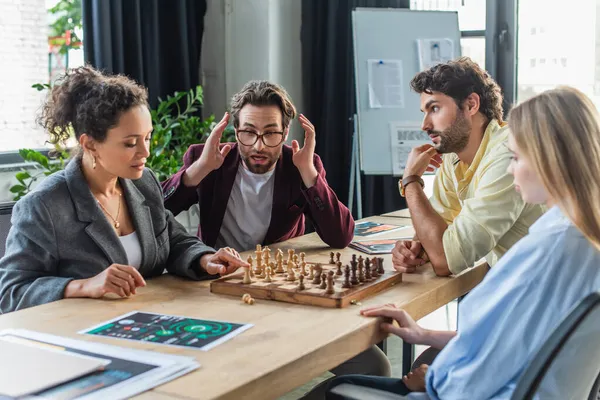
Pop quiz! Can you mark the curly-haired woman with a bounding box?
[0,66,248,313]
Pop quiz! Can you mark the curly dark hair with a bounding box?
[410,57,504,122]
[39,66,149,145]
[230,80,296,129]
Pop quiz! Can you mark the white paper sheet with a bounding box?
[417,38,455,71]
[0,329,199,400]
[389,122,431,176]
[367,59,404,108]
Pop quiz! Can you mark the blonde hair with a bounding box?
[509,86,600,250]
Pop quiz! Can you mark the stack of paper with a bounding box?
[0,337,109,398]
[0,329,199,400]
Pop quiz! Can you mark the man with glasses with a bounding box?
[162,82,388,396]
[161,80,355,252]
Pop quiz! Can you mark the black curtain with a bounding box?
[82,0,207,108]
[301,0,410,218]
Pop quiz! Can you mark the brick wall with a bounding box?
[0,0,48,152]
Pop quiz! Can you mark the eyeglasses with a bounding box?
[236,130,284,147]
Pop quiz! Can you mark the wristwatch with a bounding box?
[400,175,425,197]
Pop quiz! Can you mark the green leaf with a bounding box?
[10,185,26,193]
[15,171,31,182]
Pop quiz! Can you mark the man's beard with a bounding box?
[240,151,279,174]
[429,112,471,154]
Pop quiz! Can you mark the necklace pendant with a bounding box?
[114,222,120,229]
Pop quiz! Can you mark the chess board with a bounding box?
[210,249,403,308]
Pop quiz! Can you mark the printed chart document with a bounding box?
[354,221,409,237]
[0,329,199,400]
[81,311,253,351]
[367,59,404,108]
[349,238,412,255]
[389,122,431,176]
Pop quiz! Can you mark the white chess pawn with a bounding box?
[265,266,273,283]
[242,266,252,284]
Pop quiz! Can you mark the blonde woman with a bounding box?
[326,86,600,399]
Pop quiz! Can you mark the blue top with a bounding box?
[420,206,600,399]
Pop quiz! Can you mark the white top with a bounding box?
[215,162,276,251]
[118,231,142,269]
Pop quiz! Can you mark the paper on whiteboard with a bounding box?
[367,59,404,108]
[417,38,455,71]
[390,122,430,176]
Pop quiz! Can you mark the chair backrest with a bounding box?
[511,291,600,400]
[0,202,15,259]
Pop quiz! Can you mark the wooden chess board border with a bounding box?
[210,265,403,308]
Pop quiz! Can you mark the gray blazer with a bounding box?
[0,156,215,313]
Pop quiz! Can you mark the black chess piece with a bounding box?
[350,265,359,285]
[342,265,351,288]
[378,257,385,274]
[319,273,327,289]
[365,261,372,281]
[371,258,380,278]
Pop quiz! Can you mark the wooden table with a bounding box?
[381,208,411,219]
[0,215,487,400]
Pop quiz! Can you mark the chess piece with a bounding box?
[329,251,335,264]
[287,249,295,264]
[293,254,299,265]
[242,266,252,284]
[263,248,270,267]
[365,260,372,281]
[351,264,359,285]
[371,258,380,278]
[242,293,255,305]
[309,264,315,280]
[300,261,307,277]
[297,274,305,291]
[378,257,385,274]
[358,255,364,266]
[255,245,263,272]
[287,267,296,282]
[336,261,343,276]
[313,264,323,284]
[247,255,255,277]
[358,262,365,283]
[300,252,306,263]
[319,273,327,289]
[325,271,335,294]
[276,255,285,274]
[264,266,272,283]
[365,257,371,272]
[350,256,358,270]
[335,252,341,263]
[342,265,351,288]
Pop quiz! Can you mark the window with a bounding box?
[410,0,486,68]
[0,0,83,155]
[517,0,600,108]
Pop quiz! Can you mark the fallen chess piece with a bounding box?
[242,293,255,305]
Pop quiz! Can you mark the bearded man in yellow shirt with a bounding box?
[395,57,544,276]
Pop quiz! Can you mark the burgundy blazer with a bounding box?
[161,143,355,249]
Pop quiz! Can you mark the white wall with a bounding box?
[202,0,304,141]
[0,0,47,152]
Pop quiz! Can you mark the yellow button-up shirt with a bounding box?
[429,119,545,274]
